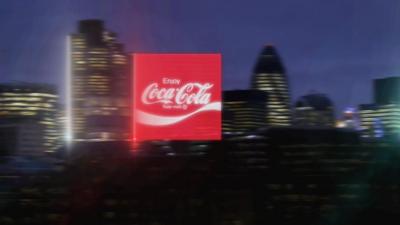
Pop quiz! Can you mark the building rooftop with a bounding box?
[295,93,333,111]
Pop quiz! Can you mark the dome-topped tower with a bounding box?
[294,93,335,128]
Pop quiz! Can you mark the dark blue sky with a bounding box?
[1,0,400,113]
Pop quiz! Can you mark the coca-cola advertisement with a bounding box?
[132,53,221,141]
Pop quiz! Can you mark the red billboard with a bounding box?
[132,54,221,141]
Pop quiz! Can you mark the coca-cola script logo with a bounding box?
[133,54,221,141]
[142,80,213,107]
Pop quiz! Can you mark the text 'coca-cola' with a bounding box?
[132,53,222,141]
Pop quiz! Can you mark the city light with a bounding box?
[2,2,400,223]
[65,35,72,144]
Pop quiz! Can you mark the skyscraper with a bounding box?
[359,76,400,139]
[359,104,400,139]
[67,20,131,142]
[293,93,335,128]
[251,45,291,126]
[223,90,267,133]
[0,83,59,156]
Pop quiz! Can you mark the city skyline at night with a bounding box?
[3,2,400,224]
[2,0,400,113]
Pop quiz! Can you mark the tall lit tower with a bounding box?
[251,45,291,126]
[67,20,131,142]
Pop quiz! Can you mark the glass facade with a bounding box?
[251,45,291,126]
[0,83,59,155]
[68,20,131,142]
[359,104,400,139]
[359,77,400,139]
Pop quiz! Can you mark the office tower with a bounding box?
[0,83,59,156]
[359,76,400,139]
[223,90,267,133]
[67,20,131,142]
[359,104,400,139]
[251,45,291,126]
[374,77,400,105]
[293,93,335,128]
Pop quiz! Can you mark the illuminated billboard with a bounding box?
[132,53,221,141]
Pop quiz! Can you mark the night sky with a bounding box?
[1,0,400,114]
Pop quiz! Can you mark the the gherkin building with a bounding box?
[251,45,292,126]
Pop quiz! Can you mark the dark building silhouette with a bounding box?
[223,90,267,133]
[264,127,359,145]
[67,19,131,142]
[374,76,400,105]
[251,45,291,126]
[294,93,335,128]
[0,125,18,157]
[3,133,400,225]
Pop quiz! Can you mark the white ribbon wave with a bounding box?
[137,102,221,126]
